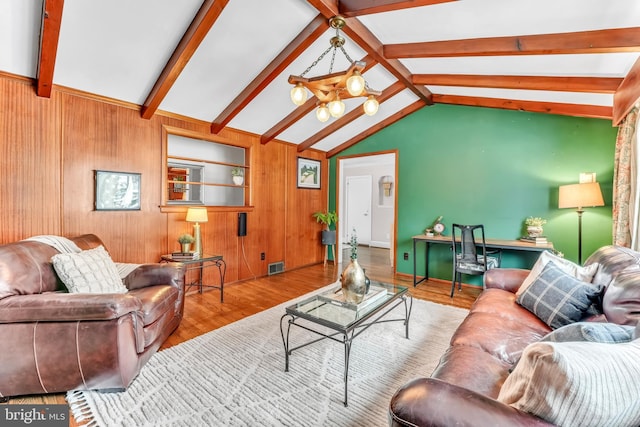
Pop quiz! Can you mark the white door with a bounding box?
[346,175,372,245]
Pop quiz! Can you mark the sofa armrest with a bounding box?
[389,378,554,427]
[0,292,142,323]
[483,268,530,293]
[123,263,185,291]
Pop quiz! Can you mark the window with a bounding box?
[162,126,250,208]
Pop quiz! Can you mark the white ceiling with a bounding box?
[2,0,639,155]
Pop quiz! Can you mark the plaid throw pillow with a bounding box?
[517,262,603,329]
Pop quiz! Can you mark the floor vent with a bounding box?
[268,261,285,275]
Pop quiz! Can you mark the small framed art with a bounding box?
[95,170,141,211]
[297,157,321,189]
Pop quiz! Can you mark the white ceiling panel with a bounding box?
[361,0,640,44]
[159,0,316,122]
[55,0,203,104]
[400,53,640,78]
[0,0,43,77]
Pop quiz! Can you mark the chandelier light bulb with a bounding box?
[328,96,346,118]
[290,83,307,106]
[316,103,330,122]
[346,71,365,96]
[363,95,379,116]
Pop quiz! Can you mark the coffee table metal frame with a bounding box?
[279,282,412,406]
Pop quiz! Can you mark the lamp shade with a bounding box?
[558,182,604,209]
[186,207,208,223]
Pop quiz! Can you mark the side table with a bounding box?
[161,254,226,303]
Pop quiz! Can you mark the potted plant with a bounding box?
[231,167,244,185]
[312,210,338,245]
[177,233,195,253]
[525,216,547,237]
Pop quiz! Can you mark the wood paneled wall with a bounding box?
[0,73,327,284]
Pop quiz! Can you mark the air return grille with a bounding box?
[268,261,285,275]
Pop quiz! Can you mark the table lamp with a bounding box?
[558,182,604,264]
[186,207,208,257]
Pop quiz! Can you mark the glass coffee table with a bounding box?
[279,281,412,406]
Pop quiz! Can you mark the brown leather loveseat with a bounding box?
[0,234,185,399]
[389,245,640,427]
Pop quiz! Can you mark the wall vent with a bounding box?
[268,261,285,275]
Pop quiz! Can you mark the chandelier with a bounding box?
[288,16,380,122]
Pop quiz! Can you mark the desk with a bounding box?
[161,254,226,302]
[412,235,554,287]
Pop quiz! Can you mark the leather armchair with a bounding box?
[0,234,185,399]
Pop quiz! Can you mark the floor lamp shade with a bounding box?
[558,182,604,209]
[558,182,604,264]
[186,208,208,256]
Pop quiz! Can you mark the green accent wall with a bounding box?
[329,103,617,286]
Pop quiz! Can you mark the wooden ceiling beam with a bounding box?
[338,0,456,17]
[141,0,229,120]
[210,14,328,134]
[413,74,623,93]
[297,81,405,152]
[613,56,640,126]
[36,0,64,98]
[432,94,612,120]
[326,99,426,158]
[261,55,377,145]
[306,0,432,104]
[385,27,640,58]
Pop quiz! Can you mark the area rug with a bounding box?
[67,285,468,426]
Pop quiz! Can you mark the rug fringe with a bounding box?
[66,390,98,427]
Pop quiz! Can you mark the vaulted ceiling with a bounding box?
[4,0,640,157]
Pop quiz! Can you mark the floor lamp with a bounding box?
[186,207,208,257]
[558,182,604,264]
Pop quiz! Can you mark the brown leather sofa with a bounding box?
[389,245,640,427]
[0,234,185,399]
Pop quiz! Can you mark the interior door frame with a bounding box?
[336,150,398,267]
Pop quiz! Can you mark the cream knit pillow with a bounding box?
[516,251,598,297]
[498,340,640,427]
[52,245,128,294]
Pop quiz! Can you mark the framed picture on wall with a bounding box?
[297,157,321,189]
[94,170,141,211]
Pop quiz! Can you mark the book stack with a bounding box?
[170,252,199,261]
[319,285,389,311]
[520,236,548,245]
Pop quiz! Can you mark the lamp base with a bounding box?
[193,222,202,257]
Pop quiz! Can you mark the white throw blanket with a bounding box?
[24,235,140,279]
[23,235,82,254]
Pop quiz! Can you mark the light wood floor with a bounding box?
[3,247,481,426]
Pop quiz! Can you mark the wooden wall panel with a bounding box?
[285,146,326,269]
[0,77,61,241]
[60,93,168,263]
[0,73,329,284]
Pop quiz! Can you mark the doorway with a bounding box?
[337,152,397,267]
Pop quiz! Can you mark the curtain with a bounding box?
[612,104,639,248]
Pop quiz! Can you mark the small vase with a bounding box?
[527,226,543,238]
[341,258,367,304]
[181,243,191,253]
[232,176,244,186]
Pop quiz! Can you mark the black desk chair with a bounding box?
[451,224,501,298]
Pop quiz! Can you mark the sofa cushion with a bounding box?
[516,262,603,329]
[541,321,635,344]
[52,246,128,294]
[498,340,640,427]
[517,250,598,297]
[601,264,640,325]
